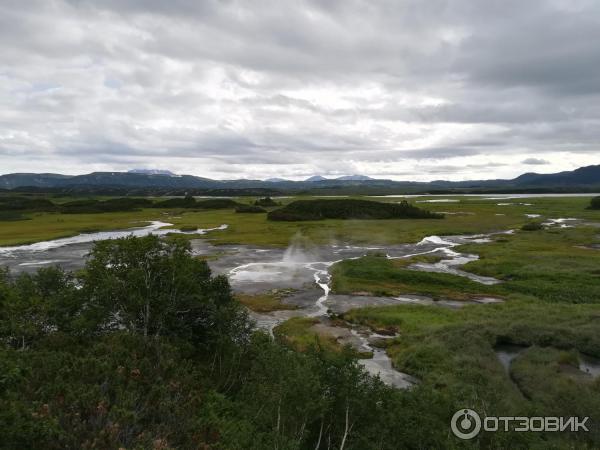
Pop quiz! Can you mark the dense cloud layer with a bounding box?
[1,0,599,180]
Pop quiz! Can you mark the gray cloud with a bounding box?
[1,0,600,180]
[522,158,550,165]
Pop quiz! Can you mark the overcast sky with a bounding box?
[1,0,600,181]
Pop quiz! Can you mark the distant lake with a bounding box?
[373,193,600,199]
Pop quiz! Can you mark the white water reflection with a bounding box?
[579,354,600,378]
[495,344,527,372]
[543,218,579,228]
[393,234,501,285]
[373,193,600,199]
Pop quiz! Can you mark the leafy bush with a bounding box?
[267,199,443,221]
[79,236,249,345]
[588,196,600,210]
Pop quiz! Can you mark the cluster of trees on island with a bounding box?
[267,199,443,221]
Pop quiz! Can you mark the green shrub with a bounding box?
[521,221,544,231]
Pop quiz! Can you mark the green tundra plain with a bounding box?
[1,192,600,449]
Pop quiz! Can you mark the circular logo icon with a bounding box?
[451,409,482,440]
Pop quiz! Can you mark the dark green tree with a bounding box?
[80,235,250,348]
[0,267,77,349]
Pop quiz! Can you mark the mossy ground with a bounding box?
[273,317,371,358]
[330,255,502,300]
[331,217,600,444]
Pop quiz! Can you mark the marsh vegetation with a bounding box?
[0,193,599,448]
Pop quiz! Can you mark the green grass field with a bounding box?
[2,194,598,247]
[331,225,600,303]
[331,255,503,300]
[343,301,600,438]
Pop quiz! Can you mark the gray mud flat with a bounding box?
[325,294,432,315]
[0,221,227,273]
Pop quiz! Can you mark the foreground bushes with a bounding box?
[588,196,600,210]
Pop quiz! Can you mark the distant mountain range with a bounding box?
[1,165,599,196]
[269,175,375,182]
[128,169,176,176]
[305,175,327,182]
[305,175,374,182]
